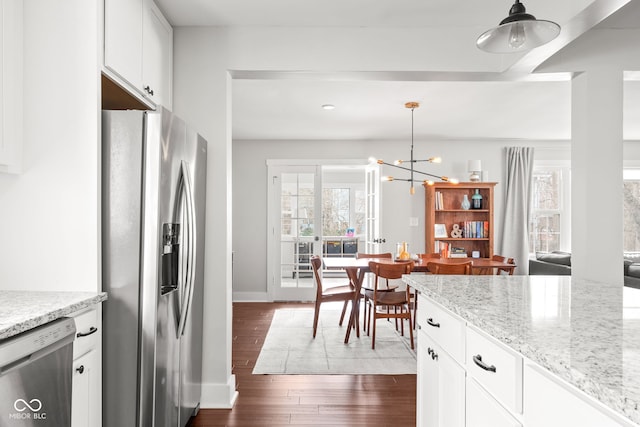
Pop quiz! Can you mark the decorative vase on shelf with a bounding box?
[471,189,483,209]
[461,194,471,210]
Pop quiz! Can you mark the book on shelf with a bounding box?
[449,246,467,258]
[434,191,444,210]
[463,220,489,238]
[435,240,449,258]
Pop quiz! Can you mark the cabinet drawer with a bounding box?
[417,295,465,363]
[466,325,523,414]
[467,377,522,427]
[73,308,99,358]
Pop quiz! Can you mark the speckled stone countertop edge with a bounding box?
[0,292,108,340]
[409,282,640,426]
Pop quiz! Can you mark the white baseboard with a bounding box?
[200,374,238,408]
[233,291,269,302]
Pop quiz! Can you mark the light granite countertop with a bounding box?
[0,290,108,340]
[403,274,640,425]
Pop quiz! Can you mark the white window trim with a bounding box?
[530,161,572,254]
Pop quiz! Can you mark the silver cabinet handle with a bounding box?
[473,354,497,372]
[426,318,440,328]
[76,326,98,338]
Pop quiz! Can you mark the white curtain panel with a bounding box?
[500,147,534,275]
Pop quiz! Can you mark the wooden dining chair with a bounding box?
[356,252,396,332]
[310,256,357,338]
[497,257,516,275]
[426,260,472,275]
[489,254,507,275]
[408,253,441,329]
[366,260,415,350]
[419,252,442,261]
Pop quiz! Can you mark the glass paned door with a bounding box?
[365,163,381,253]
[268,165,321,301]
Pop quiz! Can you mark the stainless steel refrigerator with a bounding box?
[102,108,207,427]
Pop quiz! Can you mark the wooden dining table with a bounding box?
[322,256,517,343]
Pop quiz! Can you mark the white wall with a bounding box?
[0,0,100,292]
[173,27,237,408]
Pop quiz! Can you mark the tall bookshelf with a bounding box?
[424,182,497,259]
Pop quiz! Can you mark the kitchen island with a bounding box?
[0,290,107,339]
[404,274,640,427]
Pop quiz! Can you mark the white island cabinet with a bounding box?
[405,275,640,427]
[416,295,465,427]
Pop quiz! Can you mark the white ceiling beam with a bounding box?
[509,0,633,74]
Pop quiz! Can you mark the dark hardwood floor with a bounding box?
[188,302,417,426]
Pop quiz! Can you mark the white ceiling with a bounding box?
[155,0,640,141]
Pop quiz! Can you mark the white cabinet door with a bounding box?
[104,0,143,89]
[467,377,522,427]
[417,330,465,427]
[0,0,23,173]
[72,308,101,427]
[524,364,629,427]
[72,348,100,427]
[142,0,173,109]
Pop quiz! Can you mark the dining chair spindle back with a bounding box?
[366,260,415,350]
[426,260,473,275]
[310,256,357,338]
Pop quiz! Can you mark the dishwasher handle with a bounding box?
[0,317,76,375]
[0,355,32,374]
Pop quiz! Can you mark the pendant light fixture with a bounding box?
[375,102,458,196]
[476,0,560,53]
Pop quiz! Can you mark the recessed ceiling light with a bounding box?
[321,104,335,110]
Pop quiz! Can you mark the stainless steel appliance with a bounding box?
[0,317,76,426]
[102,108,207,427]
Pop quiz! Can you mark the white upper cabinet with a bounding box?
[103,0,172,109]
[142,0,173,109]
[0,0,23,173]
[104,0,143,88]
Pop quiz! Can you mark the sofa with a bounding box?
[624,259,640,289]
[529,251,572,275]
[529,251,640,289]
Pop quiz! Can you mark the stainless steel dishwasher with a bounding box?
[0,317,76,426]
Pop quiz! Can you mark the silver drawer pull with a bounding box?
[426,318,440,328]
[473,354,497,372]
[76,326,98,338]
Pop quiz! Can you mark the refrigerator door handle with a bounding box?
[178,160,197,338]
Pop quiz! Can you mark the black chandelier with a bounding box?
[375,102,458,195]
